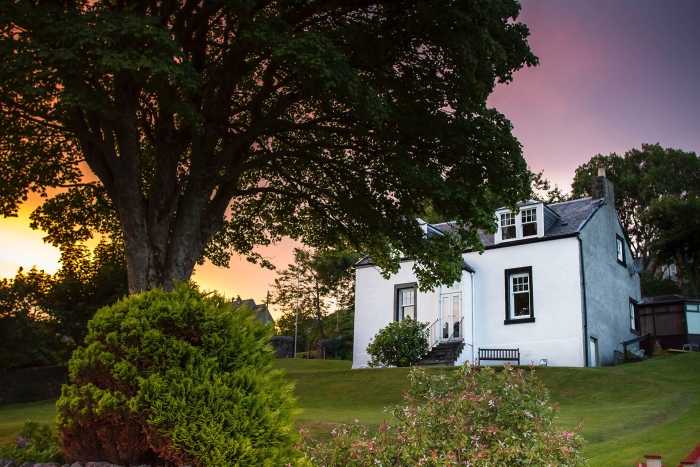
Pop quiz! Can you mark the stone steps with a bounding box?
[417,339,465,366]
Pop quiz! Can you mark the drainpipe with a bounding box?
[578,236,589,367]
[471,271,476,364]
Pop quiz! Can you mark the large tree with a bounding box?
[571,144,700,272]
[1,1,536,292]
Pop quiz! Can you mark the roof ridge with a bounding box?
[547,196,593,206]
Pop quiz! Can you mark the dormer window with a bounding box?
[500,212,516,240]
[521,208,537,237]
[495,202,548,245]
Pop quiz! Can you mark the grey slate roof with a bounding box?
[432,197,603,248]
[355,197,605,269]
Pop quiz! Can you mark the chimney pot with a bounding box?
[597,166,607,177]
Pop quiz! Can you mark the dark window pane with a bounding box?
[522,222,537,237]
[502,225,516,240]
[513,292,530,316]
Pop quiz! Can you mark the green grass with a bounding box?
[2,354,699,466]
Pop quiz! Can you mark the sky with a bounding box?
[1,0,699,309]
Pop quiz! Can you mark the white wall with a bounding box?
[352,263,439,368]
[465,237,585,367]
[353,236,586,368]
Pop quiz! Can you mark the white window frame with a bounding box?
[521,207,537,237]
[500,212,516,240]
[616,235,626,266]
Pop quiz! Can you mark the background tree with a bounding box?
[531,170,569,203]
[44,240,128,345]
[643,196,700,295]
[571,144,700,274]
[0,267,60,369]
[272,247,358,353]
[1,1,536,292]
[0,240,128,369]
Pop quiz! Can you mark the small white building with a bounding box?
[352,173,641,368]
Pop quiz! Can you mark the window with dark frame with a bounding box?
[616,235,626,266]
[396,285,416,321]
[504,267,534,324]
[629,298,638,333]
[521,207,537,237]
[500,212,516,240]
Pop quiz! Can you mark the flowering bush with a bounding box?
[304,364,584,466]
[366,318,429,367]
[56,285,301,466]
[0,422,62,464]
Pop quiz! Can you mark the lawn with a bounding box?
[1,354,699,466]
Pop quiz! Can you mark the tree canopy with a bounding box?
[1,1,536,292]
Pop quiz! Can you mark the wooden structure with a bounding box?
[635,295,700,351]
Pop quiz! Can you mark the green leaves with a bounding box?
[57,285,301,465]
[2,1,537,290]
[367,318,429,367]
[304,365,584,466]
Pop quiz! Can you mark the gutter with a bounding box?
[578,235,589,367]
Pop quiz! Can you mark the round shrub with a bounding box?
[56,285,300,466]
[304,365,585,466]
[366,318,429,367]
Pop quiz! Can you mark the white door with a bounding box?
[589,337,599,367]
[440,293,462,340]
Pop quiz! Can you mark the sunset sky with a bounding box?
[1,0,699,311]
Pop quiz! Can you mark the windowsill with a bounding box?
[504,317,535,325]
[617,259,627,267]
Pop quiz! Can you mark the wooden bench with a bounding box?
[478,348,520,366]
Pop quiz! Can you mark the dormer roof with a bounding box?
[432,197,603,249]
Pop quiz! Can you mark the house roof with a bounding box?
[355,197,604,269]
[354,255,474,272]
[232,298,275,324]
[432,197,603,249]
[638,294,700,306]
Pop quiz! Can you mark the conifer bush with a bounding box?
[56,285,300,466]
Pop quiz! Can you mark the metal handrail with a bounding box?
[426,318,441,349]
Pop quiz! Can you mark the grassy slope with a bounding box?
[1,354,698,466]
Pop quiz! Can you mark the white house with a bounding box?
[352,172,641,368]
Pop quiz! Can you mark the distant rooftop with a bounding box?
[232,297,274,324]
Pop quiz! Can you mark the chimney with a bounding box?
[592,166,615,206]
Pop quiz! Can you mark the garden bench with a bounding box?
[478,348,520,366]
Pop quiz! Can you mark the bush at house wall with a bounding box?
[56,285,301,466]
[366,318,429,367]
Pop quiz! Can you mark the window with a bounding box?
[521,208,537,237]
[616,235,626,266]
[686,303,700,334]
[504,267,534,324]
[395,284,416,321]
[500,212,516,240]
[629,298,638,333]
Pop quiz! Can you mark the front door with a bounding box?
[589,337,599,367]
[440,293,462,340]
